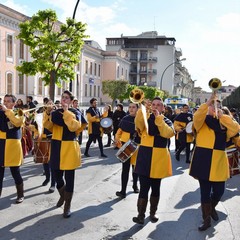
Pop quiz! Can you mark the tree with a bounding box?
[16,9,88,101]
[119,85,164,101]
[102,80,129,106]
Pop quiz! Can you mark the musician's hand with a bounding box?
[217,108,223,118]
[152,109,159,117]
[0,104,7,112]
[62,103,68,111]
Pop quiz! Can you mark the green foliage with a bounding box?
[102,80,129,104]
[16,9,88,100]
[119,85,164,100]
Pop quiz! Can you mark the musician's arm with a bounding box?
[219,115,239,139]
[63,110,81,132]
[193,103,208,132]
[173,120,185,132]
[155,115,175,138]
[5,109,24,127]
[43,111,53,132]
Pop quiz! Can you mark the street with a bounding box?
[0,134,240,240]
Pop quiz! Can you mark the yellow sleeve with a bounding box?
[155,115,175,138]
[5,109,24,127]
[43,111,53,132]
[87,112,100,123]
[220,115,239,139]
[63,110,81,132]
[173,120,185,132]
[193,103,208,132]
[115,128,123,142]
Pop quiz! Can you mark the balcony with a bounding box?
[147,69,157,74]
[148,57,158,62]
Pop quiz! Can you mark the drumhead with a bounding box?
[226,147,237,153]
[186,121,193,133]
[100,117,113,128]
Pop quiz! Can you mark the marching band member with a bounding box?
[43,90,86,218]
[84,98,108,158]
[133,97,174,224]
[189,93,239,231]
[173,104,194,163]
[0,94,25,203]
[115,103,140,199]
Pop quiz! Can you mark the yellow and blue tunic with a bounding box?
[189,103,239,181]
[134,109,175,179]
[0,109,24,167]
[86,107,107,136]
[43,108,84,170]
[174,112,194,143]
[115,114,140,165]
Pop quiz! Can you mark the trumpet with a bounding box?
[208,78,222,118]
[129,88,149,133]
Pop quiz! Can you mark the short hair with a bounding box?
[90,98,97,104]
[182,104,189,108]
[152,96,163,102]
[230,108,236,113]
[43,97,49,104]
[62,90,74,101]
[27,96,33,101]
[55,100,60,104]
[4,94,17,103]
[117,103,123,110]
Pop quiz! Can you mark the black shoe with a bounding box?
[116,191,126,198]
[175,154,180,161]
[49,186,55,193]
[100,154,107,158]
[133,186,139,193]
[42,179,50,186]
[104,144,110,147]
[84,153,91,157]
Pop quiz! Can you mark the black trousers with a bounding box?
[176,141,191,162]
[43,163,56,187]
[54,169,75,193]
[138,175,161,199]
[199,179,225,203]
[85,134,104,155]
[119,159,138,193]
[0,166,23,189]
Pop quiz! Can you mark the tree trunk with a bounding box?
[49,70,56,102]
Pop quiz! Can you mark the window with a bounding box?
[38,78,43,95]
[6,72,13,94]
[94,85,96,96]
[98,86,100,97]
[90,85,92,97]
[7,34,13,57]
[18,74,24,94]
[85,60,88,74]
[94,63,97,76]
[85,84,87,97]
[98,64,101,77]
[117,66,119,78]
[19,40,24,59]
[90,62,93,75]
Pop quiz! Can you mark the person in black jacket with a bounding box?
[104,104,113,147]
[112,103,126,149]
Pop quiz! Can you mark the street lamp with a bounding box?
[160,58,186,90]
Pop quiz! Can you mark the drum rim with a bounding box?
[226,147,237,153]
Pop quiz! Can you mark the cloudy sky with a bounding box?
[2,0,240,91]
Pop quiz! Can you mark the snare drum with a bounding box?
[115,140,139,163]
[226,148,240,176]
[33,139,51,164]
[100,117,113,134]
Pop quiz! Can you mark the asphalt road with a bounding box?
[0,134,240,240]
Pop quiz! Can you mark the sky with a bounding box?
[2,0,240,91]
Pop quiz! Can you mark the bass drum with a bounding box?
[115,139,139,163]
[100,117,113,134]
